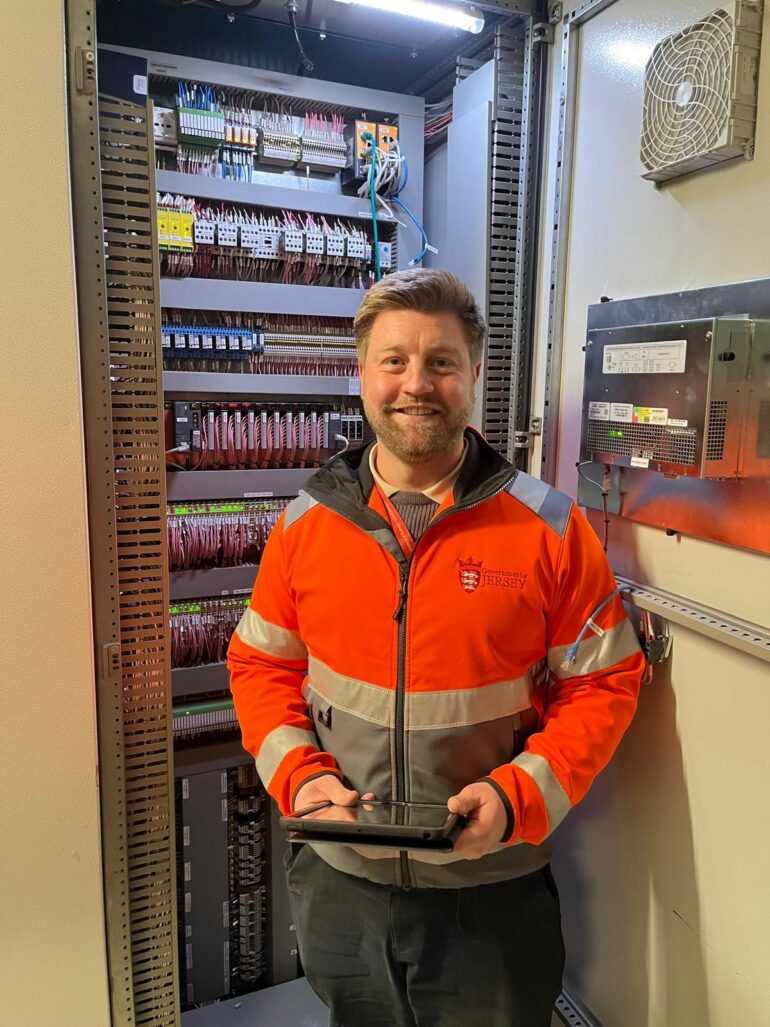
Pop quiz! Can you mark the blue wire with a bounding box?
[562,589,621,667]
[391,196,428,266]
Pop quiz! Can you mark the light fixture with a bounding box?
[332,0,484,35]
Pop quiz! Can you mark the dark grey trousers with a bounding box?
[285,844,565,1027]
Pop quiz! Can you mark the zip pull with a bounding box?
[392,572,408,621]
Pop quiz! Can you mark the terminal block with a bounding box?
[177,106,225,147]
[257,112,301,166]
[299,135,348,171]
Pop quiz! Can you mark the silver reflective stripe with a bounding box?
[513,751,571,834]
[549,617,640,679]
[256,725,319,789]
[308,655,393,726]
[235,606,307,661]
[308,656,546,730]
[507,472,572,538]
[284,492,318,530]
[407,664,545,729]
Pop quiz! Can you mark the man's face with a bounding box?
[358,309,481,464]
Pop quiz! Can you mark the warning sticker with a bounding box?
[610,402,633,423]
[632,406,668,425]
[588,401,610,420]
[603,339,687,374]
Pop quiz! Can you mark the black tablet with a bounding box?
[279,799,464,851]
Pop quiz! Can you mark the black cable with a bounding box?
[286,3,314,73]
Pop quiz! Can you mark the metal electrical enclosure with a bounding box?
[580,316,770,479]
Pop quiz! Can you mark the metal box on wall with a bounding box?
[579,316,768,479]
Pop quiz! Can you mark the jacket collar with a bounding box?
[302,428,516,531]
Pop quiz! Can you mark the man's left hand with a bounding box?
[447,782,508,860]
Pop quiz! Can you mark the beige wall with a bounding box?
[532,2,770,1025]
[0,2,111,1024]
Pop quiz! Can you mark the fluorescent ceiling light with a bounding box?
[332,0,485,35]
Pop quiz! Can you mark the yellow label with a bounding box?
[168,210,182,243]
[157,208,169,246]
[179,211,194,251]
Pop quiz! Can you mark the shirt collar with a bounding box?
[369,441,469,504]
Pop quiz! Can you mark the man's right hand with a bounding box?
[293,773,360,813]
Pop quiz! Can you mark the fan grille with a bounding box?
[641,8,732,172]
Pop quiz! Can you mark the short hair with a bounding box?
[354,269,486,365]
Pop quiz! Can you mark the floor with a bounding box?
[183,977,566,1026]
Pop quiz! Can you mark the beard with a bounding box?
[363,387,475,463]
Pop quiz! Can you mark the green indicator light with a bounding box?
[608,430,624,439]
[173,505,189,514]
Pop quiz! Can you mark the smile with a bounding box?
[392,408,442,417]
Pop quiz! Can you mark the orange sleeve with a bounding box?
[227,512,341,813]
[488,505,645,845]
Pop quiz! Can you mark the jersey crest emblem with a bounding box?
[458,557,483,593]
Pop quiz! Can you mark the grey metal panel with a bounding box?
[172,663,231,700]
[453,58,498,119]
[101,43,425,116]
[169,565,259,601]
[163,371,360,398]
[174,739,252,778]
[166,469,310,501]
[540,0,620,484]
[160,279,364,317]
[182,978,328,1027]
[446,95,493,429]
[179,770,231,1005]
[173,664,231,701]
[577,459,770,555]
[155,170,396,222]
[422,143,447,271]
[586,276,770,331]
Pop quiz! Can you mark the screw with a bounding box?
[227,12,235,22]
[410,48,418,59]
[319,31,326,40]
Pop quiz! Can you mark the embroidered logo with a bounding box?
[458,557,483,593]
[457,557,529,593]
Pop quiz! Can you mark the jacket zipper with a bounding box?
[390,473,515,888]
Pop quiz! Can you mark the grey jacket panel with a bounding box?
[310,835,552,888]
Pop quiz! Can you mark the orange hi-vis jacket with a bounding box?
[228,429,645,888]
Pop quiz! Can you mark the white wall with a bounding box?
[0,2,112,1024]
[532,2,770,1025]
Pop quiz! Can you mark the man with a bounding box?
[228,269,644,1027]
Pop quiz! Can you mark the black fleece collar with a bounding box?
[302,428,516,530]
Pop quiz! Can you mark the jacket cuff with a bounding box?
[289,767,343,812]
[480,776,515,843]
